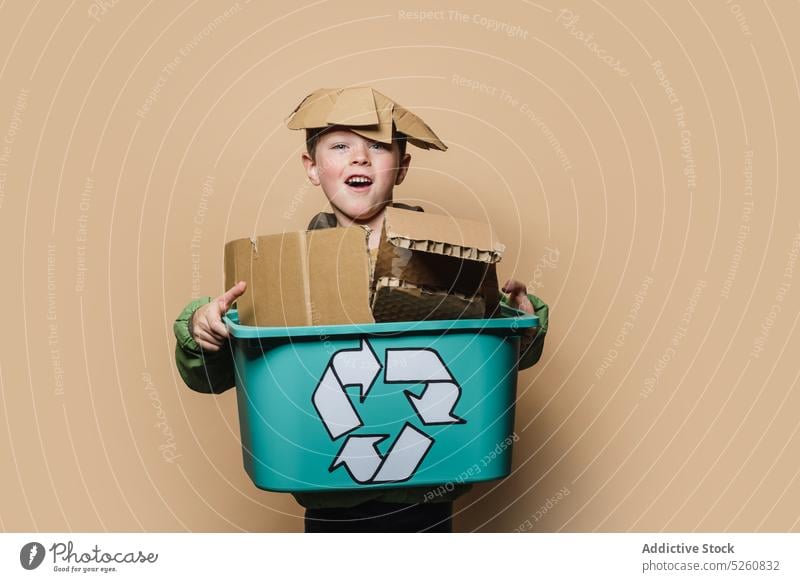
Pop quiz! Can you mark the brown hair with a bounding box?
[305,126,408,161]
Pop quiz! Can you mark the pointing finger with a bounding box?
[218,281,247,313]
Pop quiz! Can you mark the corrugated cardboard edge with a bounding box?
[374,276,484,301]
[371,278,487,321]
[383,206,505,263]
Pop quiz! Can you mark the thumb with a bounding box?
[502,279,527,296]
[218,280,247,313]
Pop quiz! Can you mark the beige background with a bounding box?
[1,0,798,532]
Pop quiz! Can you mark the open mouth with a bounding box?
[345,175,373,189]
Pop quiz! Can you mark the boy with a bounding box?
[174,87,549,532]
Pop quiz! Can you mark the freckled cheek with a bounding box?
[373,164,394,180]
[319,160,342,178]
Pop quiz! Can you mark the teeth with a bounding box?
[347,177,371,185]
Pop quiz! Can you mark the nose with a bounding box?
[350,143,370,165]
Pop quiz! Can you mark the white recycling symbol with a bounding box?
[311,339,465,484]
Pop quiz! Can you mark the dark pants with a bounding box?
[305,501,453,533]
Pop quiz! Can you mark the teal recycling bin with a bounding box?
[224,304,538,493]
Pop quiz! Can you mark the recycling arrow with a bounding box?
[386,348,464,426]
[329,424,434,484]
[372,424,434,482]
[405,382,465,425]
[332,338,382,401]
[384,348,453,382]
[314,340,465,485]
[312,339,381,439]
[329,434,388,483]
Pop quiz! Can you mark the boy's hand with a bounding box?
[190,281,247,352]
[503,279,537,355]
[502,279,534,314]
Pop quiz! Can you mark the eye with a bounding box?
[331,143,348,150]
[370,142,390,150]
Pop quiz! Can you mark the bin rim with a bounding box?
[224,304,537,339]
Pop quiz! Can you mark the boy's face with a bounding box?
[302,128,411,223]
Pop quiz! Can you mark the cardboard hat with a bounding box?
[285,87,447,151]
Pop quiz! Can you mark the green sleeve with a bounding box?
[173,297,236,394]
[499,292,549,371]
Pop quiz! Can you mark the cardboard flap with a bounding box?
[306,227,374,325]
[285,88,338,130]
[224,227,374,327]
[285,87,448,151]
[327,87,380,127]
[384,207,505,263]
[392,106,447,151]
